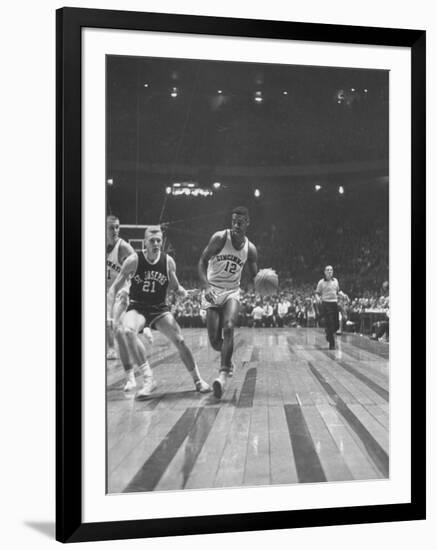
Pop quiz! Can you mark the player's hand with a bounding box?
[204,287,216,304]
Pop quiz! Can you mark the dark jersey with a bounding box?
[129,251,169,307]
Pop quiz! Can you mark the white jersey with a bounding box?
[106,238,130,292]
[207,229,249,291]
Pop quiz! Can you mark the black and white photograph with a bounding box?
[105,55,390,494]
[0,0,432,546]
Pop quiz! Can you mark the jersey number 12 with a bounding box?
[224,261,237,274]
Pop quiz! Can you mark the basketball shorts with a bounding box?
[201,287,241,310]
[126,301,170,330]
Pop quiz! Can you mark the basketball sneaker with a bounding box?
[212,371,228,399]
[140,360,153,378]
[123,370,137,392]
[195,379,211,393]
[135,377,157,400]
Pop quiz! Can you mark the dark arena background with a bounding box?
[106,55,389,494]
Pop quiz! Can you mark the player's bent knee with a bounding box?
[123,326,139,340]
[223,321,235,333]
[173,334,185,348]
[211,339,222,351]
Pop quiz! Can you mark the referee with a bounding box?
[315,265,345,350]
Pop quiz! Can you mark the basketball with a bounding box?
[254,268,279,296]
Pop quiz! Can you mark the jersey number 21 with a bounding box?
[142,280,156,293]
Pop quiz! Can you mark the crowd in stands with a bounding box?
[168,210,388,300]
[168,281,389,339]
[165,214,389,340]
[253,219,388,296]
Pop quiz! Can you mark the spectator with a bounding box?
[252,302,264,328]
[277,296,290,327]
[263,301,274,328]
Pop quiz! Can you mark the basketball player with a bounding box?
[106,215,138,366]
[198,206,258,399]
[108,225,211,398]
[315,265,346,349]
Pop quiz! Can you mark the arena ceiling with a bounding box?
[106,55,389,175]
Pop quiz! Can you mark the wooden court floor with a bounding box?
[107,328,389,494]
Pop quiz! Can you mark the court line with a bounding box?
[284,404,327,483]
[180,408,220,488]
[335,358,389,402]
[123,407,198,492]
[315,348,389,401]
[237,367,257,408]
[307,362,389,477]
[342,334,389,359]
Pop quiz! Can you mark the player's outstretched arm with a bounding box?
[197,231,226,289]
[167,255,186,297]
[246,243,258,283]
[107,253,137,316]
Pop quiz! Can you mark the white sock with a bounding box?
[219,370,228,383]
[140,361,152,379]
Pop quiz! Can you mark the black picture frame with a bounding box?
[56,7,426,543]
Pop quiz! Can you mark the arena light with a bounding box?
[254,188,261,198]
[213,182,221,189]
[339,186,345,195]
[315,184,322,191]
[165,186,172,195]
[172,187,212,197]
[172,181,198,189]
[191,188,213,197]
